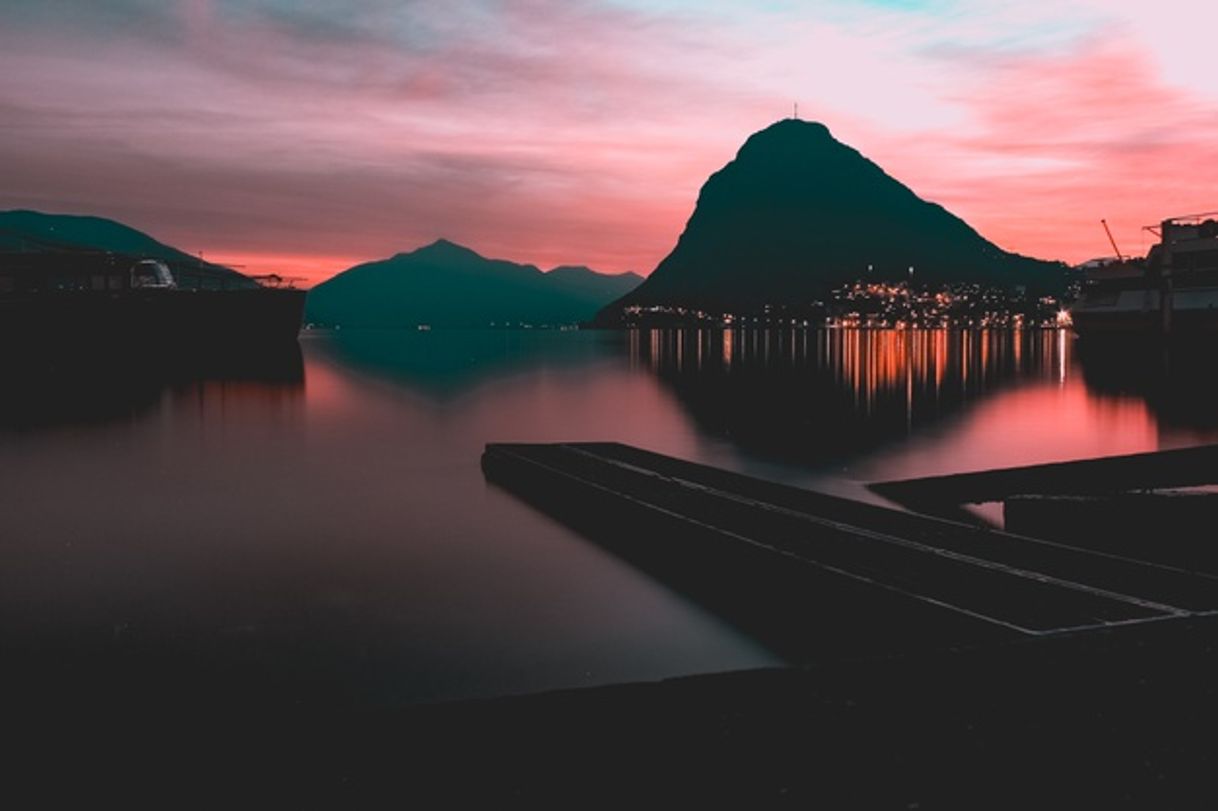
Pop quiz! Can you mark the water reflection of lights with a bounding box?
[637,327,1077,423]
[1058,328,1067,384]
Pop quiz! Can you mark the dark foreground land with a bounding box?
[404,618,1218,807]
[8,617,1218,807]
[10,443,1218,806]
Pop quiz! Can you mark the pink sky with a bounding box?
[2,1,1217,286]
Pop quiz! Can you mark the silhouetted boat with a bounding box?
[1071,213,1218,335]
[0,251,305,347]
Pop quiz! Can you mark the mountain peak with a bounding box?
[423,237,474,253]
[595,119,1063,322]
[759,117,833,138]
[738,118,836,155]
[547,265,600,277]
[398,238,482,262]
[306,245,643,328]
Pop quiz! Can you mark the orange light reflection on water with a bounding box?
[631,327,1218,502]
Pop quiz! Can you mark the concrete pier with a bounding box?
[870,443,1218,509]
[482,442,1218,663]
[871,444,1218,569]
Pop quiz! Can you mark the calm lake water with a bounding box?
[3,327,1217,707]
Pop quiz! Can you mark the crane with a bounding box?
[1101,219,1125,262]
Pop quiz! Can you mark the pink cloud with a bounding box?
[0,2,758,283]
[855,33,1218,263]
[3,1,1218,286]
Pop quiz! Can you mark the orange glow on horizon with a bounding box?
[6,4,1218,278]
[200,252,363,289]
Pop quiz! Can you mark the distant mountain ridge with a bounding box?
[304,239,642,328]
[598,119,1065,322]
[0,210,253,288]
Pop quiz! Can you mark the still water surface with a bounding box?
[3,328,1216,706]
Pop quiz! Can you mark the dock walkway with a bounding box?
[483,442,1218,661]
[870,443,1218,508]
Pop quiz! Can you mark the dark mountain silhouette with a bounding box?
[305,240,642,328]
[546,265,643,302]
[0,210,253,288]
[597,120,1065,323]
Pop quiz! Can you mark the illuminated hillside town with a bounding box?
[622,279,1074,329]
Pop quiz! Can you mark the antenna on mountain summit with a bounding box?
[793,102,799,120]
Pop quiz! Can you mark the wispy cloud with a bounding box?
[862,29,1218,260]
[1,0,1217,282]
